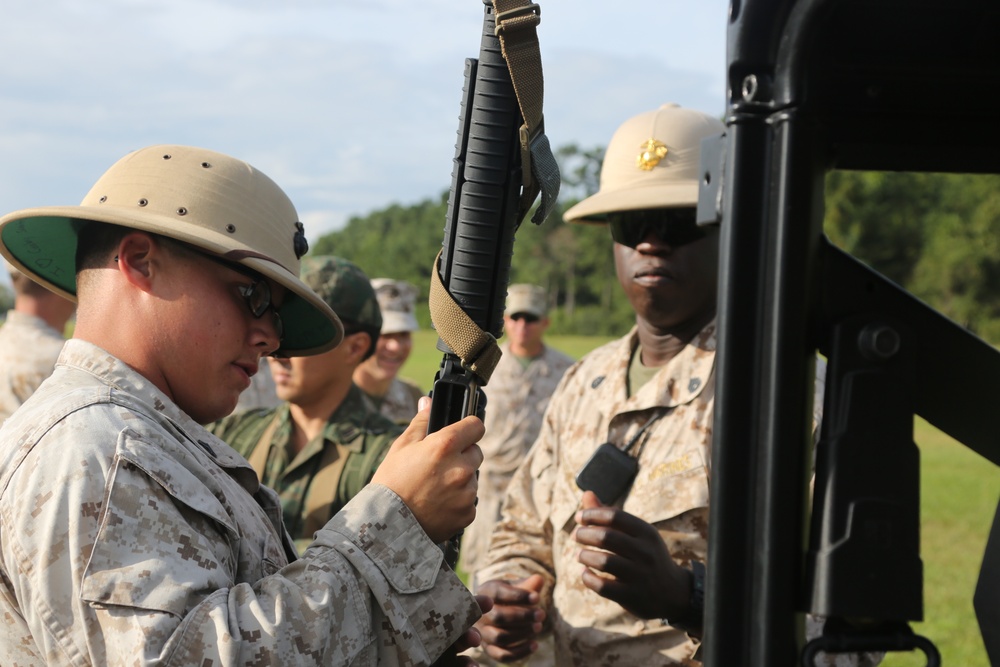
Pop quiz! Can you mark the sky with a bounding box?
[0,0,730,285]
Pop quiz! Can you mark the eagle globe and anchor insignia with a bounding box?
[637,138,668,171]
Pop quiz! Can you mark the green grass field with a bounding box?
[397,333,999,665]
[886,419,998,666]
[396,330,618,392]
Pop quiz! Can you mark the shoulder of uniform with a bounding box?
[364,410,405,438]
[207,407,281,453]
[330,390,403,440]
[554,333,632,391]
[398,377,426,396]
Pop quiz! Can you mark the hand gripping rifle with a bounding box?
[427,0,560,568]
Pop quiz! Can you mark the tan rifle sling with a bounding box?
[428,0,557,386]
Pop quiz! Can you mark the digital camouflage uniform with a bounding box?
[208,384,402,553]
[0,340,480,666]
[363,376,425,425]
[0,311,66,422]
[476,323,872,667]
[458,340,574,582]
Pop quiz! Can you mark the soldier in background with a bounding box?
[209,256,404,553]
[0,262,76,422]
[354,278,425,424]
[458,283,574,589]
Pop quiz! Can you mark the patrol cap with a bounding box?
[564,103,725,224]
[505,283,547,318]
[0,144,343,356]
[301,255,382,333]
[371,278,419,334]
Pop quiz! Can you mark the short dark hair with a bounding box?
[74,220,130,274]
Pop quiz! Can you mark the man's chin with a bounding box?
[191,398,240,425]
[274,388,296,403]
[377,362,403,377]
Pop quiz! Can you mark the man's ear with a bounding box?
[114,232,157,293]
[346,331,372,362]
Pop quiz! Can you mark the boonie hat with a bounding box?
[302,256,382,333]
[564,103,725,224]
[371,278,419,334]
[505,283,547,319]
[0,144,343,356]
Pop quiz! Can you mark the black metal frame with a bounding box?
[703,1,1000,664]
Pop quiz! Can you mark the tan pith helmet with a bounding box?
[564,103,725,224]
[0,144,343,356]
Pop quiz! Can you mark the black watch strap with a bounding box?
[665,560,706,633]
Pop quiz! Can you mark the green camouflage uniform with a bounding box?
[211,255,400,553]
[208,385,402,553]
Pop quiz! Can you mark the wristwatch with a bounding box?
[665,560,706,633]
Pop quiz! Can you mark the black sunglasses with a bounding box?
[509,312,540,324]
[606,208,708,249]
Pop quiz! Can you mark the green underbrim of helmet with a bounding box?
[1,214,341,356]
[2,216,79,296]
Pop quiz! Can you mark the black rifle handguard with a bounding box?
[427,0,527,569]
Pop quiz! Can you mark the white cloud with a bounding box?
[0,0,728,244]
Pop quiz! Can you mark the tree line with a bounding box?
[313,146,1000,342]
[1,149,993,340]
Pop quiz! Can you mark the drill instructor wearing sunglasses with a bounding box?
[0,145,487,666]
[470,105,872,667]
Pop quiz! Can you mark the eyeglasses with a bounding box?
[116,245,285,342]
[509,312,540,324]
[606,208,708,249]
[186,246,284,341]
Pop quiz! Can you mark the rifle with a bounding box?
[426,0,559,568]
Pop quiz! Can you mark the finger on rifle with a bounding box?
[395,397,432,447]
